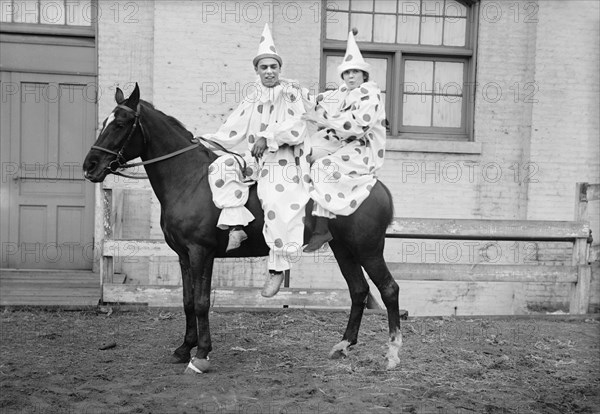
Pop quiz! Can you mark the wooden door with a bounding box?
[1,72,96,269]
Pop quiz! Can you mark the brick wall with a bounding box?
[97,0,155,120]
[527,1,600,221]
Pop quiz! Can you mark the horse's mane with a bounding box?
[139,100,193,139]
[137,99,216,158]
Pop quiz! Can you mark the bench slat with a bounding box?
[388,262,580,283]
[387,218,590,241]
[103,284,351,308]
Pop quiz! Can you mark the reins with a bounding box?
[91,103,247,179]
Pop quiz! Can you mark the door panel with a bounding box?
[1,72,96,269]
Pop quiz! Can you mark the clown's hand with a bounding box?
[301,110,325,127]
[251,137,268,159]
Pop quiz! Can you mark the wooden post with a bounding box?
[570,183,591,314]
[100,188,119,287]
[570,238,591,314]
[575,182,589,222]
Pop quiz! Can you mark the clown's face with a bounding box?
[342,69,365,91]
[255,58,281,88]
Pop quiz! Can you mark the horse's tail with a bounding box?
[378,180,395,226]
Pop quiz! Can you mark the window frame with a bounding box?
[0,0,96,38]
[320,0,479,142]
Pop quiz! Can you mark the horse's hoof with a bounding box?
[183,357,210,374]
[329,348,348,359]
[168,353,190,364]
[385,334,403,370]
[386,355,400,370]
[329,340,351,359]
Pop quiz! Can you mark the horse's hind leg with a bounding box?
[170,260,197,363]
[360,255,402,370]
[329,241,369,359]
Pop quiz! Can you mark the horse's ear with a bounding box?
[115,87,125,104]
[126,83,140,109]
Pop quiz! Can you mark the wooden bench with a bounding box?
[383,217,591,314]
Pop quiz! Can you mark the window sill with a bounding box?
[0,22,94,38]
[386,138,482,154]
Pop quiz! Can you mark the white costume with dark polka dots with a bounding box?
[305,81,386,217]
[205,81,310,271]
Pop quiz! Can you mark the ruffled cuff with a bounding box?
[262,131,279,152]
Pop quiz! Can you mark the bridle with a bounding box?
[91,102,246,179]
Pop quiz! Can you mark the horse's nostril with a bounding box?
[86,160,97,172]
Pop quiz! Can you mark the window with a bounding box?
[0,0,95,36]
[322,0,478,141]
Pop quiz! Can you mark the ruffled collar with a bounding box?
[338,81,378,98]
[338,81,379,110]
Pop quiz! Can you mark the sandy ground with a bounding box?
[1,307,599,413]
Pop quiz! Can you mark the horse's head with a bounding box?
[83,83,145,182]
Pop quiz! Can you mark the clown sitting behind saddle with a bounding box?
[202,24,312,298]
[301,29,387,252]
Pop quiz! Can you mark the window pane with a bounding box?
[325,56,344,90]
[445,0,467,17]
[433,97,462,127]
[420,15,443,45]
[67,0,91,26]
[350,13,373,42]
[398,0,420,15]
[434,62,463,95]
[40,0,66,25]
[404,60,433,93]
[327,0,349,11]
[421,0,443,16]
[365,58,388,90]
[375,1,396,13]
[13,0,38,23]
[1,0,12,22]
[326,11,349,40]
[374,14,396,43]
[351,0,373,12]
[403,94,432,126]
[397,15,419,44]
[444,17,466,46]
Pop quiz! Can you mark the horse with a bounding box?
[83,83,404,373]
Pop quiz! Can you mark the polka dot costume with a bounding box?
[206,81,311,271]
[305,81,386,217]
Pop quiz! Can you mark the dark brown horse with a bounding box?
[83,84,403,373]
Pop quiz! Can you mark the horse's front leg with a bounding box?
[184,246,215,374]
[328,241,369,360]
[170,259,197,363]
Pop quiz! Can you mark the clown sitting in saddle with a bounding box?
[203,24,312,298]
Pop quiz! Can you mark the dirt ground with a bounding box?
[0,307,598,414]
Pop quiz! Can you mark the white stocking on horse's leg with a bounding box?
[171,261,197,363]
[329,241,369,359]
[361,256,402,370]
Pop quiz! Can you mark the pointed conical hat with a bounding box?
[337,29,371,77]
[253,23,282,67]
